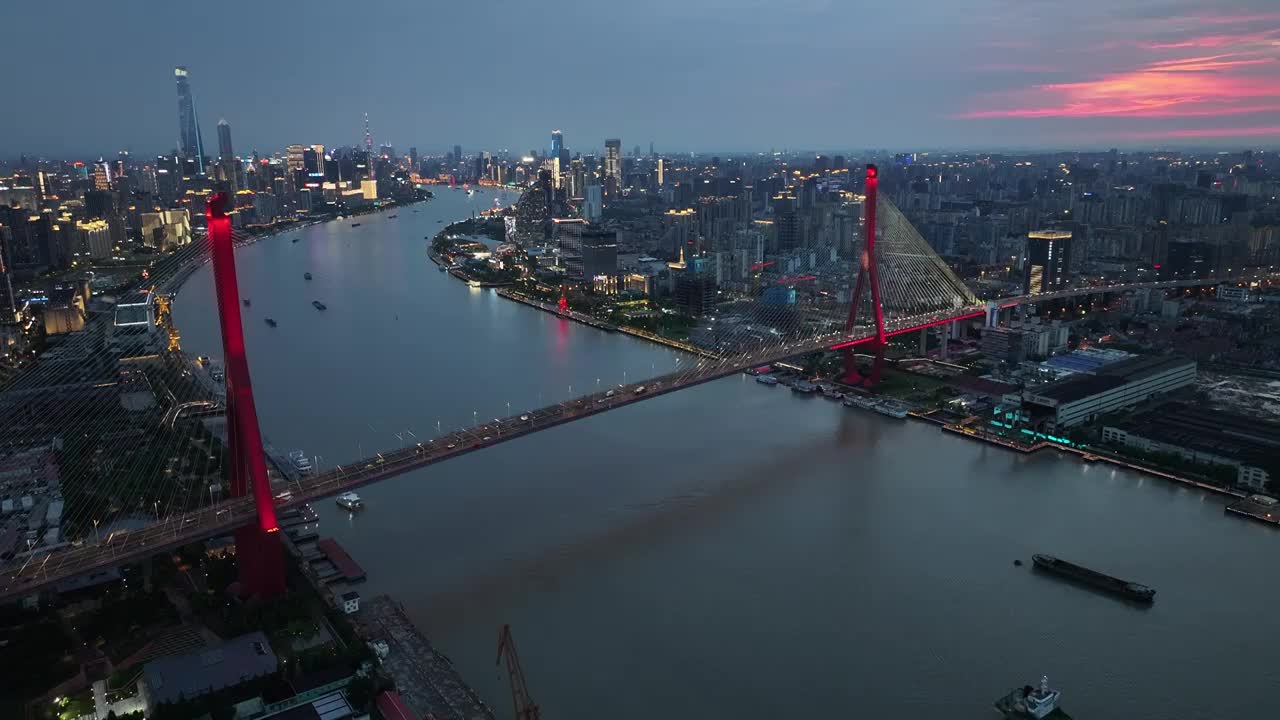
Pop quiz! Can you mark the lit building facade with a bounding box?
[1024,230,1072,294]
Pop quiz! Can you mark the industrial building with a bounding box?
[1102,404,1279,490]
[139,631,278,710]
[1019,354,1196,430]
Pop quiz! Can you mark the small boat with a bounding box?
[304,272,313,280]
[994,676,1068,719]
[291,237,300,243]
[243,298,251,307]
[875,401,908,419]
[437,265,447,272]
[336,492,364,511]
[821,385,843,400]
[312,300,327,311]
[288,450,313,475]
[264,318,277,327]
[351,222,362,227]
[791,381,818,394]
[437,220,443,223]
[755,375,779,386]
[387,214,398,219]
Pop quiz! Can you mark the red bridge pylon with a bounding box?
[207,193,285,597]
[843,164,887,386]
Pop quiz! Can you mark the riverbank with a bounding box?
[282,514,496,720]
[494,288,617,331]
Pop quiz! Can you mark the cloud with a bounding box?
[959,12,1280,133]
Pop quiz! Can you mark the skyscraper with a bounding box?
[1024,230,1072,294]
[174,67,204,174]
[217,119,234,161]
[550,131,563,161]
[603,139,621,197]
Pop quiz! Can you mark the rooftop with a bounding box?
[142,631,278,706]
[1030,354,1194,404]
[1118,403,1280,468]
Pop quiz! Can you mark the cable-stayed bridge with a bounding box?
[0,166,1270,601]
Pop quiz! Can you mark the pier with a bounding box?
[356,596,496,720]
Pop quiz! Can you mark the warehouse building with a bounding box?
[1019,354,1196,430]
[1103,404,1278,490]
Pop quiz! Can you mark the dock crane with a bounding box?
[496,624,540,720]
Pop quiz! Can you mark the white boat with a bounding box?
[875,403,909,419]
[845,395,878,411]
[288,450,313,474]
[336,492,363,511]
[821,385,843,400]
[756,375,779,386]
[995,676,1062,719]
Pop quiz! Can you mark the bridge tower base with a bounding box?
[842,164,886,387]
[208,193,284,598]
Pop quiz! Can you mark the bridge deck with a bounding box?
[1,271,1270,601]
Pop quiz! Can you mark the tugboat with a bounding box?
[336,492,364,511]
[312,300,327,311]
[264,318,277,328]
[304,272,313,280]
[994,676,1068,718]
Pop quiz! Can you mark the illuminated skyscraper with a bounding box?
[603,139,621,197]
[92,161,112,191]
[174,67,204,174]
[217,119,234,161]
[550,131,563,161]
[1024,230,1072,294]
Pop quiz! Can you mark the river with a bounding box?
[174,186,1280,720]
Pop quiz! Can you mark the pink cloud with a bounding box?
[1142,28,1280,50]
[960,18,1280,127]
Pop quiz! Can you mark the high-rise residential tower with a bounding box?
[175,66,204,174]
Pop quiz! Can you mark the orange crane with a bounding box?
[496,624,540,720]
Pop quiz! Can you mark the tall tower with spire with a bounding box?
[175,66,205,174]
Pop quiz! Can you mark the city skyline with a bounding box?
[2,0,1278,156]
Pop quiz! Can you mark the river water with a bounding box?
[174,187,1280,720]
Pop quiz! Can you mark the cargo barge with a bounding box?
[1032,553,1155,603]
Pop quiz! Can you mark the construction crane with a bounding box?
[496,624,540,720]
